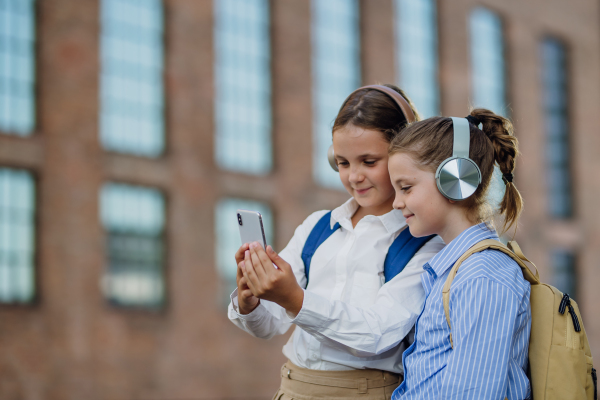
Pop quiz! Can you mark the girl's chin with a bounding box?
[407,225,429,238]
[355,198,387,210]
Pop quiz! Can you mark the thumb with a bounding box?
[267,245,291,271]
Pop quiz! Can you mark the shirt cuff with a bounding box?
[229,288,265,322]
[290,290,328,331]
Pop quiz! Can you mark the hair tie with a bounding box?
[465,115,482,127]
[502,172,514,184]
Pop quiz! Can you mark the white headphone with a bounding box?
[435,117,481,201]
[327,85,417,172]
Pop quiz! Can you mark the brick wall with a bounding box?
[0,0,598,399]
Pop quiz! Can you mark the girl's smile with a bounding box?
[354,186,373,195]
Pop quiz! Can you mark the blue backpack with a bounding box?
[301,211,435,286]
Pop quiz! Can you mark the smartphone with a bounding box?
[237,209,267,249]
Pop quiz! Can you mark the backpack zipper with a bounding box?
[592,367,597,400]
[559,293,581,332]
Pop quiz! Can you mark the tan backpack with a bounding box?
[442,239,596,400]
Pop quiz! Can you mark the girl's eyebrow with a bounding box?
[357,153,380,158]
[394,177,409,186]
[335,153,381,160]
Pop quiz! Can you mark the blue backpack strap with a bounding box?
[384,229,436,282]
[301,211,340,287]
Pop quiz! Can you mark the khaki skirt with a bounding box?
[272,360,401,400]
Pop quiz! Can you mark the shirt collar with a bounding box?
[427,222,499,278]
[330,198,407,233]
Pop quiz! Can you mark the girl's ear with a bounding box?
[448,199,456,204]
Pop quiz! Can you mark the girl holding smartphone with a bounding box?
[229,85,445,400]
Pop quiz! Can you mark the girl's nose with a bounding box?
[393,195,405,210]
[348,168,364,184]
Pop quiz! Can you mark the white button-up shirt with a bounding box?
[228,198,445,373]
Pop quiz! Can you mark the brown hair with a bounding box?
[332,84,421,143]
[388,108,523,233]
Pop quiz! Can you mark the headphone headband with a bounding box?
[347,85,417,123]
[435,117,482,201]
[450,117,470,159]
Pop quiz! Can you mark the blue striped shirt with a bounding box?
[393,223,531,400]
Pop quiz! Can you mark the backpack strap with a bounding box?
[301,211,340,287]
[383,230,436,283]
[442,239,540,348]
[301,213,436,287]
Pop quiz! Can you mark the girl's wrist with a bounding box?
[239,298,260,315]
[280,286,304,318]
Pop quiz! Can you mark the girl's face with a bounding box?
[333,125,395,216]
[388,152,454,238]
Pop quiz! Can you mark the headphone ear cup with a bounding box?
[435,158,481,200]
[327,145,339,172]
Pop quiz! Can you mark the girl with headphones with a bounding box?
[387,110,531,399]
[228,84,444,399]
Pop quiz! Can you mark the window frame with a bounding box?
[310,0,361,189]
[0,0,38,136]
[213,0,273,176]
[393,0,440,118]
[0,165,38,306]
[99,0,167,158]
[540,36,574,219]
[99,181,169,311]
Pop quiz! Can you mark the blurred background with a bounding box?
[0,0,599,399]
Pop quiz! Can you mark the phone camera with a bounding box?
[237,213,243,226]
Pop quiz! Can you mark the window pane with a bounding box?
[394,0,439,118]
[541,39,572,218]
[551,250,576,300]
[312,0,360,188]
[100,182,165,308]
[215,198,273,301]
[100,0,164,157]
[214,0,272,175]
[0,167,36,303]
[0,0,36,135]
[470,7,506,116]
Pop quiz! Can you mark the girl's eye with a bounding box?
[401,186,412,192]
[337,161,349,167]
[364,160,376,166]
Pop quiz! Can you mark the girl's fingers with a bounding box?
[267,246,291,272]
[235,243,249,264]
[254,244,277,277]
[243,250,261,295]
[236,261,244,281]
[249,244,269,280]
[238,275,250,290]
[240,288,255,300]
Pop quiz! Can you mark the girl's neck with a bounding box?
[351,198,394,228]
[438,211,480,244]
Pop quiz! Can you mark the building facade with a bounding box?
[0,0,599,399]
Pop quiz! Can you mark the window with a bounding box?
[215,198,273,302]
[541,39,572,218]
[311,0,360,188]
[0,167,35,303]
[469,7,506,116]
[551,250,576,300]
[100,183,165,308]
[214,0,272,175]
[394,0,439,118]
[0,0,36,135]
[100,0,165,157]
